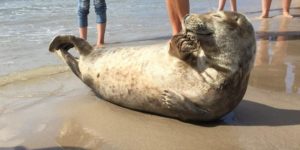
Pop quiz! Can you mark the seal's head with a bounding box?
[168,11,256,121]
[171,11,256,73]
[187,11,254,55]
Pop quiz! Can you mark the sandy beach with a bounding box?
[1,1,300,150]
[1,70,300,150]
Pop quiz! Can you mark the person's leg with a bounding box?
[79,27,88,40]
[96,23,106,47]
[94,0,107,47]
[177,0,189,23]
[166,0,181,35]
[282,0,293,18]
[166,0,189,35]
[218,0,226,11]
[78,0,90,40]
[230,0,237,12]
[260,0,272,18]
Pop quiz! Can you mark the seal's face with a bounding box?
[183,11,255,53]
[170,11,256,71]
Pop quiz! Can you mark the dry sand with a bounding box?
[1,3,300,150]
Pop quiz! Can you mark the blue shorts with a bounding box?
[77,0,107,27]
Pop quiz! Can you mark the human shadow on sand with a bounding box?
[200,100,300,127]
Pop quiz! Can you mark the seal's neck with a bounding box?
[201,46,239,74]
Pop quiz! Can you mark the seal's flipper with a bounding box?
[48,35,85,79]
[161,90,208,121]
[56,49,82,79]
[49,35,93,56]
[169,34,200,61]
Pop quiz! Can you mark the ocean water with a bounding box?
[0,0,223,77]
[0,0,275,90]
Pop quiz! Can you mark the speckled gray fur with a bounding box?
[49,11,256,121]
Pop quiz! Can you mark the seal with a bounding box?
[49,11,256,121]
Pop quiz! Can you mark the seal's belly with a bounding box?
[79,48,209,107]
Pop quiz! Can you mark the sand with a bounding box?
[1,2,300,150]
[1,71,299,150]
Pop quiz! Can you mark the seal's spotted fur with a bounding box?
[49,11,256,121]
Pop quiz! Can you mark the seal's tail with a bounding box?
[48,35,92,79]
[49,35,93,56]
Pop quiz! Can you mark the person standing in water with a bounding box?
[165,0,190,35]
[260,0,293,18]
[77,0,107,48]
[218,0,237,12]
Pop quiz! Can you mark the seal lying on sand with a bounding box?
[49,11,256,121]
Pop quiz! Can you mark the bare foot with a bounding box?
[94,44,105,49]
[259,14,270,19]
[282,12,293,18]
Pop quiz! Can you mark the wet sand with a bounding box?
[1,71,299,150]
[1,2,300,150]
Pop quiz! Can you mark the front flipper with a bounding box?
[49,35,93,56]
[169,34,200,60]
[161,90,208,121]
